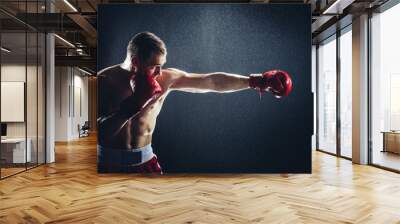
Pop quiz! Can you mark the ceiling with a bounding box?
[0,0,389,73]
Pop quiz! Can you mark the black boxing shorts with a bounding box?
[97,144,162,174]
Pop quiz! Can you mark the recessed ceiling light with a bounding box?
[322,0,353,15]
[77,67,93,76]
[63,0,78,12]
[54,34,75,48]
[1,47,11,53]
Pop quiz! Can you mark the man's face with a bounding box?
[136,53,166,78]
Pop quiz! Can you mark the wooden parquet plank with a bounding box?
[0,134,400,223]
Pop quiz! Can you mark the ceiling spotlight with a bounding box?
[1,47,11,53]
[76,48,84,55]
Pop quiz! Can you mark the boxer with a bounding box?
[97,32,293,174]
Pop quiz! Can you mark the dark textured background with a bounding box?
[98,4,313,173]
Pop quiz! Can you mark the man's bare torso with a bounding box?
[98,65,174,149]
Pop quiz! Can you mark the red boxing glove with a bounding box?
[249,69,293,98]
[119,74,162,118]
[134,74,162,100]
[132,74,162,109]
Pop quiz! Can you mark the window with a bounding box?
[318,36,337,154]
[339,28,352,158]
[371,3,400,171]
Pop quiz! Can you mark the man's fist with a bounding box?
[249,69,293,98]
[134,74,162,104]
[119,74,162,118]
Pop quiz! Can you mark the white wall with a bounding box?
[1,65,40,137]
[54,67,89,141]
[312,45,316,150]
[1,65,26,137]
[55,66,69,141]
[70,71,89,139]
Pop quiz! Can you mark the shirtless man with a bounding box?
[97,32,292,174]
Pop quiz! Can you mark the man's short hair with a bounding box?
[127,32,167,62]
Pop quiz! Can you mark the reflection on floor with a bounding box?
[341,148,352,158]
[373,150,400,171]
[0,163,40,178]
[0,167,25,177]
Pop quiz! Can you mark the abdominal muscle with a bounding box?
[124,91,168,149]
[105,73,172,150]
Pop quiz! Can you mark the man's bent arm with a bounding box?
[98,95,158,145]
[97,111,136,145]
[168,69,250,93]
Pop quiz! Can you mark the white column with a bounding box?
[46,1,55,163]
[46,33,55,163]
[352,14,369,164]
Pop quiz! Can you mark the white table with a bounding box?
[1,138,31,163]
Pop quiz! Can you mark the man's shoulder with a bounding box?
[162,68,187,79]
[97,64,123,78]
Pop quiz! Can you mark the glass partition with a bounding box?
[0,1,46,179]
[1,31,28,177]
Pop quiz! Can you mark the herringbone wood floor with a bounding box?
[1,135,400,224]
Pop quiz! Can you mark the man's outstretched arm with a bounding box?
[167,68,293,98]
[167,68,250,93]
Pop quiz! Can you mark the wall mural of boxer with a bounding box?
[97,4,312,174]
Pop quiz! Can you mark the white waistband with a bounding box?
[97,144,154,165]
